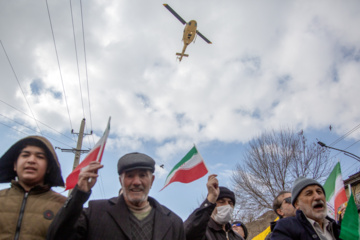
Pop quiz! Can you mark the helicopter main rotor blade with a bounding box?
[163,4,187,25]
[196,30,212,44]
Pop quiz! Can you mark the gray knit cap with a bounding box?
[291,176,325,206]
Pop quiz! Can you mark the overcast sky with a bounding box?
[1,0,360,220]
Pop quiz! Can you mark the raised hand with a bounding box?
[77,161,104,192]
[206,174,219,203]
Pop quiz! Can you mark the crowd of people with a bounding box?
[0,135,347,239]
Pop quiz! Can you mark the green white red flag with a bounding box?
[65,117,111,191]
[323,162,347,220]
[339,186,360,240]
[161,145,208,191]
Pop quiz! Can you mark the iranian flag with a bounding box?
[323,162,347,220]
[65,117,111,191]
[161,145,208,191]
[339,186,360,240]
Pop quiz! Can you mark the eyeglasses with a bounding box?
[233,223,242,227]
[282,197,291,204]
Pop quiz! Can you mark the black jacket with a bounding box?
[47,186,185,240]
[184,199,243,240]
[265,221,277,240]
[271,210,341,240]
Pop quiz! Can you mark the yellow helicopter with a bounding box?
[163,4,212,62]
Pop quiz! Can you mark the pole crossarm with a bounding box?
[55,147,90,154]
[317,141,360,162]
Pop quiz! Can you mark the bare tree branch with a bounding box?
[231,128,333,222]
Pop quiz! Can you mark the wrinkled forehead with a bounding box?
[123,168,152,176]
[300,184,323,195]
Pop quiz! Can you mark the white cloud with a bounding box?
[0,0,359,173]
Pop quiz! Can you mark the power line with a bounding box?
[0,99,76,143]
[330,139,360,158]
[342,161,360,178]
[0,121,73,148]
[69,0,86,119]
[0,40,43,136]
[329,123,360,147]
[69,0,94,148]
[80,0,95,146]
[45,0,74,132]
[0,113,37,133]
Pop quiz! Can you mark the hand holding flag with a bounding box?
[65,117,111,191]
[77,161,104,192]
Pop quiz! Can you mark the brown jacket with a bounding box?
[0,181,66,240]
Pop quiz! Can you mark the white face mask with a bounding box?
[213,204,234,225]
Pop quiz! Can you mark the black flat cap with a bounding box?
[117,152,155,175]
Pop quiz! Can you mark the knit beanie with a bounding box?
[217,186,236,205]
[291,176,325,206]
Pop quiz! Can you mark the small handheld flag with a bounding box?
[339,188,360,240]
[161,145,208,191]
[323,162,347,220]
[65,117,111,191]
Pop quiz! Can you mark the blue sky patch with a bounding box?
[30,78,43,95]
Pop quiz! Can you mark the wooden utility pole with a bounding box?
[57,118,92,196]
[72,118,86,172]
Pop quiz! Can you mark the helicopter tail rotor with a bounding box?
[176,52,189,62]
[176,53,189,57]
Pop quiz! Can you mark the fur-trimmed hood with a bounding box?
[0,136,65,187]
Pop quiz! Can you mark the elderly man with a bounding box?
[184,174,244,240]
[265,190,296,240]
[271,177,341,240]
[0,136,66,240]
[47,152,185,240]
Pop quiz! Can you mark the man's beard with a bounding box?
[125,187,148,206]
[302,200,327,222]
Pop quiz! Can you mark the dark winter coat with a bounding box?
[271,210,341,240]
[47,186,185,240]
[184,199,244,240]
[265,221,277,240]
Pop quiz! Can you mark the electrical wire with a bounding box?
[0,40,43,136]
[324,123,360,178]
[68,0,94,149]
[0,102,76,143]
[74,0,105,188]
[80,0,93,134]
[329,123,360,147]
[80,0,95,147]
[45,0,74,133]
[342,161,360,178]
[0,121,73,148]
[69,0,86,119]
